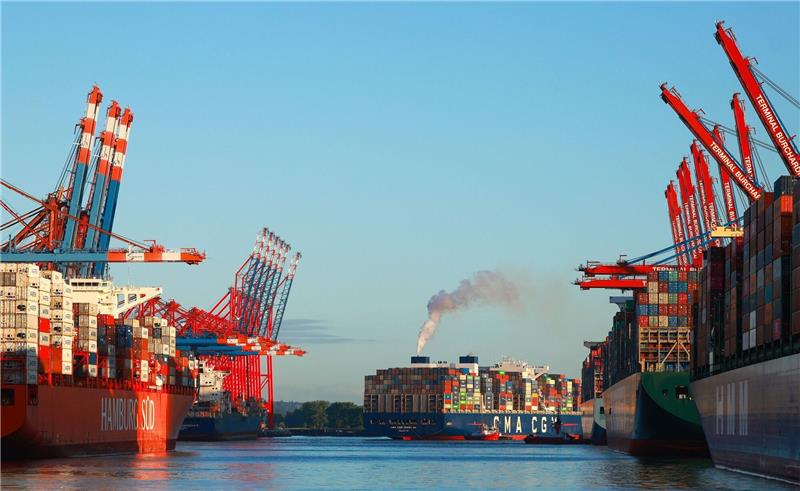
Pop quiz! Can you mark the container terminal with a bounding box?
[0,86,305,457]
[575,22,799,483]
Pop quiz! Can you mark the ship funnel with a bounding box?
[410,356,430,365]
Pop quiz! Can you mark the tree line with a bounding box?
[275,401,363,429]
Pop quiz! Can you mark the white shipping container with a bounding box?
[62,348,72,361]
[41,270,61,281]
[88,365,98,377]
[61,362,73,375]
[26,328,38,342]
[38,332,50,346]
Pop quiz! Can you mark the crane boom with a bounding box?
[63,86,103,249]
[713,126,739,223]
[95,107,133,276]
[660,84,762,202]
[665,182,689,266]
[676,158,703,265]
[731,93,757,182]
[83,101,121,254]
[690,142,722,247]
[715,22,800,176]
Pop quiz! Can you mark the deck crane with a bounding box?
[689,143,722,248]
[660,84,762,202]
[665,182,689,266]
[715,22,800,176]
[675,159,704,265]
[731,93,757,182]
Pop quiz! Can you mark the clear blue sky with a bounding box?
[3,2,798,402]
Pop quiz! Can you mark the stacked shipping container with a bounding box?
[0,263,197,390]
[363,357,580,414]
[694,176,800,376]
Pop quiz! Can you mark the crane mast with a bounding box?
[715,22,800,176]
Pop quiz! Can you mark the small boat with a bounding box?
[465,423,500,441]
[524,414,585,444]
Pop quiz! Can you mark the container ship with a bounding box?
[590,285,708,457]
[178,360,262,441]
[363,355,583,440]
[690,177,800,483]
[1,264,198,459]
[579,341,606,445]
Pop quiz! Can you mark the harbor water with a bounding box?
[1,437,795,490]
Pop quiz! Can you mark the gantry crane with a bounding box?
[1,86,204,273]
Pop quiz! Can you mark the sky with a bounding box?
[2,2,798,403]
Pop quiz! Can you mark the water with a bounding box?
[1,438,795,490]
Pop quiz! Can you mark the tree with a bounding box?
[302,400,330,428]
[325,402,363,429]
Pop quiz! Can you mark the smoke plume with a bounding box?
[416,270,522,355]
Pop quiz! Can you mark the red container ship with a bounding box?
[1,376,193,458]
[0,266,198,459]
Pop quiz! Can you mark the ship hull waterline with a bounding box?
[1,383,194,459]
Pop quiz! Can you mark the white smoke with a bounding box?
[416,270,522,355]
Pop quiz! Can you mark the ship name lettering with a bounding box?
[531,416,538,434]
[503,416,512,433]
[515,417,522,434]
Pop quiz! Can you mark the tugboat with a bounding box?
[524,415,584,444]
[465,423,500,441]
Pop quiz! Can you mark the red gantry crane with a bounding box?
[127,228,305,429]
[715,22,800,176]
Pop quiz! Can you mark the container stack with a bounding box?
[581,341,606,403]
[0,263,41,384]
[635,269,696,373]
[0,263,195,390]
[696,246,725,374]
[723,237,744,362]
[692,176,798,377]
[43,270,74,377]
[792,180,800,341]
[740,178,793,352]
[74,301,99,377]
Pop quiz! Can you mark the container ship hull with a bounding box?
[580,397,607,445]
[690,353,800,483]
[1,383,194,459]
[604,372,708,456]
[178,412,261,441]
[364,411,583,440]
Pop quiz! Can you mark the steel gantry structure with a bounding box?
[1,85,205,274]
[125,228,305,429]
[576,22,798,293]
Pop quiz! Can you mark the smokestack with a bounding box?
[416,270,521,355]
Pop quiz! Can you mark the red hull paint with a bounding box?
[1,383,194,459]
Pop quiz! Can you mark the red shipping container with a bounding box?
[639,316,649,327]
[38,317,50,333]
[38,346,51,373]
[678,293,688,304]
[773,319,782,341]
